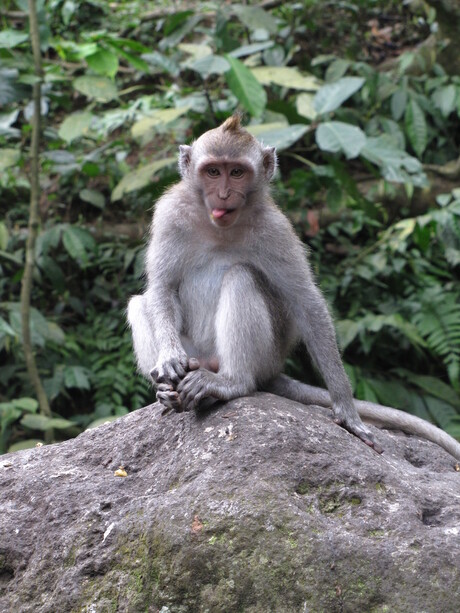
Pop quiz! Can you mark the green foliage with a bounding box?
[413,290,460,390]
[1,0,460,451]
[224,55,267,117]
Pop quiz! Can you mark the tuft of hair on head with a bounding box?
[221,112,244,133]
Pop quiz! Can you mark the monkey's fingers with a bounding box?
[151,354,189,385]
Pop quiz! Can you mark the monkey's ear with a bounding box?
[262,146,277,181]
[178,145,192,178]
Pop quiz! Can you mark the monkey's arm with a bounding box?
[145,283,190,384]
[268,375,460,460]
[290,275,379,450]
[140,206,190,385]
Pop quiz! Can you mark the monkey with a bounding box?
[127,114,460,461]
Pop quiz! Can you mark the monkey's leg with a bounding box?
[266,375,383,453]
[128,295,191,411]
[178,264,278,411]
[127,295,161,379]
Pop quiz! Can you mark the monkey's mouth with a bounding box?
[211,208,236,220]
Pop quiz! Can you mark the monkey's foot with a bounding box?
[177,368,218,411]
[333,406,383,454]
[156,383,183,414]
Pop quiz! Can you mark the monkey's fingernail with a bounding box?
[188,358,200,370]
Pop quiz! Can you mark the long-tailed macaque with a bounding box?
[128,114,460,460]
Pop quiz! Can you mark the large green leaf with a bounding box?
[325,59,350,82]
[55,41,98,61]
[232,5,278,34]
[62,226,96,266]
[316,121,366,159]
[337,313,425,351]
[0,30,29,48]
[424,396,460,436]
[188,54,230,78]
[178,43,213,60]
[20,414,74,431]
[9,305,63,348]
[314,77,365,114]
[11,396,38,413]
[432,85,457,118]
[58,112,95,143]
[73,76,118,102]
[80,188,105,209]
[131,108,190,140]
[20,414,53,431]
[86,48,119,78]
[251,66,320,91]
[224,56,266,117]
[246,123,309,150]
[64,365,91,390]
[48,418,76,430]
[405,99,427,158]
[111,158,177,201]
[107,45,149,73]
[361,135,427,186]
[296,93,317,120]
[390,89,407,121]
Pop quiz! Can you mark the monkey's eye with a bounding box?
[230,168,244,178]
[207,167,220,177]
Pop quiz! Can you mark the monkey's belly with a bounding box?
[178,261,232,356]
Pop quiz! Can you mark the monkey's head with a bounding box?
[178,114,277,228]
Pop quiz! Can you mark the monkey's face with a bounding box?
[199,161,254,228]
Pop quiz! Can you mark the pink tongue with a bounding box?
[212,208,228,219]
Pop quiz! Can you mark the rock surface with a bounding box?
[1,393,459,613]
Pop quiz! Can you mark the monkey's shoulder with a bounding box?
[152,183,205,232]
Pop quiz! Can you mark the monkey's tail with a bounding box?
[267,375,460,461]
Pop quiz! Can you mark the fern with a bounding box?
[413,291,460,390]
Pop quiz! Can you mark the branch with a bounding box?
[20,0,52,425]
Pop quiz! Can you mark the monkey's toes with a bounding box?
[156,383,183,413]
[335,417,384,454]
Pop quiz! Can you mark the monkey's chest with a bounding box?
[178,259,236,349]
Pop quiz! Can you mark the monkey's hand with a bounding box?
[333,403,383,454]
[154,357,200,414]
[150,350,192,386]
